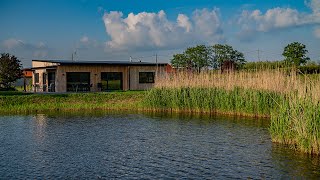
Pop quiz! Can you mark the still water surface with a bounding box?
[0,111,319,179]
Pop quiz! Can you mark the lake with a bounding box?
[0,111,319,179]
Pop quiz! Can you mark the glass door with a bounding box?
[101,72,123,91]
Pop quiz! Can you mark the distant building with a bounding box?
[14,68,33,91]
[31,60,169,92]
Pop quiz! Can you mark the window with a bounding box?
[139,72,155,83]
[66,72,90,92]
[34,73,39,83]
[101,72,123,91]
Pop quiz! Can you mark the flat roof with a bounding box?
[32,59,168,66]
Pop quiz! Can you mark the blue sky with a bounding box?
[0,0,319,67]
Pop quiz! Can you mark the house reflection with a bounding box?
[32,114,48,142]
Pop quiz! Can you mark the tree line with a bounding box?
[171,44,246,72]
[171,42,312,72]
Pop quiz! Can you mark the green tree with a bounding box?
[171,53,195,71]
[184,45,210,72]
[0,53,23,89]
[211,44,245,69]
[170,45,211,72]
[282,42,310,66]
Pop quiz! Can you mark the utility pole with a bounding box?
[72,50,77,62]
[257,49,261,61]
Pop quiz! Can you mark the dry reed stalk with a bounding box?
[156,69,320,101]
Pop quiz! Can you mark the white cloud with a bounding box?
[306,0,320,15]
[177,14,192,33]
[238,0,320,38]
[192,8,222,36]
[102,9,224,51]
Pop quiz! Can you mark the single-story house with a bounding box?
[31,60,169,92]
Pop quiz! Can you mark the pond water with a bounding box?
[0,111,319,179]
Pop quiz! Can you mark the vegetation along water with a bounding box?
[2,69,320,155]
[145,69,320,155]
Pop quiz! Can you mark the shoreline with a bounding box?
[1,89,319,155]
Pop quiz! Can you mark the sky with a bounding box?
[0,0,319,67]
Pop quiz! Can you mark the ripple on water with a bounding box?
[0,112,319,179]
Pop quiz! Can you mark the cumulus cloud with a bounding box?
[238,0,320,39]
[102,8,224,51]
[177,14,192,32]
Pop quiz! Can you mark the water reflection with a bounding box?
[0,111,319,179]
[271,143,320,178]
[32,114,47,142]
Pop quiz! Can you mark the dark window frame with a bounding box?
[101,72,123,91]
[139,72,155,84]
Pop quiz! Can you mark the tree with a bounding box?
[184,45,210,72]
[171,53,190,69]
[282,42,310,66]
[171,45,211,72]
[211,44,245,69]
[0,53,23,89]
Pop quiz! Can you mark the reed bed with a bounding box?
[154,70,320,100]
[145,69,320,155]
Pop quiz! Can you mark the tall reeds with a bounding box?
[145,69,320,154]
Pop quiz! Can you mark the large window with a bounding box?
[66,72,90,92]
[34,73,39,83]
[101,72,123,91]
[139,72,155,83]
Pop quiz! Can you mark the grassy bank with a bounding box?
[144,87,282,117]
[270,96,320,154]
[0,91,145,113]
[1,69,320,155]
[146,70,320,155]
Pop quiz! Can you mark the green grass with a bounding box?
[0,91,31,96]
[0,91,145,113]
[270,96,320,154]
[143,87,320,155]
[143,87,282,117]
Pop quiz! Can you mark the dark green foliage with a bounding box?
[297,65,320,74]
[0,53,23,89]
[211,44,246,69]
[283,42,310,66]
[185,45,210,72]
[241,61,290,70]
[170,44,246,71]
[171,53,190,69]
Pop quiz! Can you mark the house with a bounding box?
[31,60,169,92]
[13,68,33,91]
